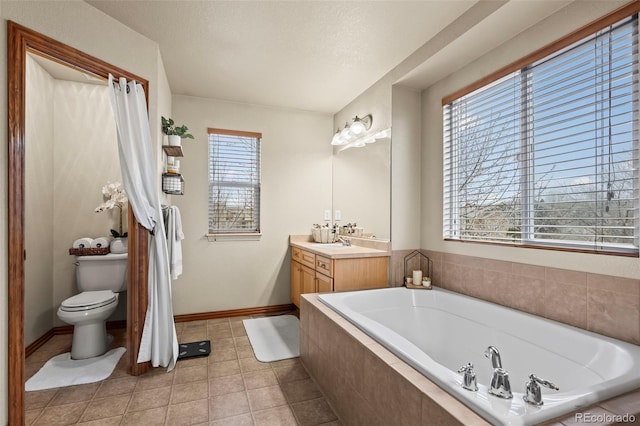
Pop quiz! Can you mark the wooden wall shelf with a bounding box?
[162,145,184,157]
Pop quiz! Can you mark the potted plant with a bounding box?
[162,116,194,147]
[95,181,128,253]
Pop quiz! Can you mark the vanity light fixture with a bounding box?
[331,114,373,146]
[338,126,391,152]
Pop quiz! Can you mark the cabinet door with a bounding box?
[301,264,316,295]
[291,261,301,307]
[316,271,333,293]
[333,257,390,292]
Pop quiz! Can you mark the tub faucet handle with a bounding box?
[457,363,478,392]
[523,374,559,406]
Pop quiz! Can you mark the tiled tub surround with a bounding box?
[317,288,640,425]
[300,293,640,426]
[390,249,640,345]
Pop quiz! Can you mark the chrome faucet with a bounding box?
[523,374,559,406]
[457,363,478,392]
[484,346,513,399]
[338,236,351,246]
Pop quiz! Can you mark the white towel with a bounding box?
[166,206,184,280]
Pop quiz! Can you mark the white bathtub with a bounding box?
[318,287,640,426]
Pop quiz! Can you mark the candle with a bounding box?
[412,270,422,285]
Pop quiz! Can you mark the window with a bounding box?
[208,128,261,234]
[443,11,639,255]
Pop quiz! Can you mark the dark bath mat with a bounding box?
[177,340,211,360]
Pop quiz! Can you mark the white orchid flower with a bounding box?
[95,181,128,237]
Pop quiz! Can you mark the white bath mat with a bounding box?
[25,347,125,392]
[243,315,300,362]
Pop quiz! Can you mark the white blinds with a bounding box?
[443,15,639,254]
[208,131,261,233]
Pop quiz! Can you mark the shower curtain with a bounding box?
[108,75,178,371]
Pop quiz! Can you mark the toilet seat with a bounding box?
[60,290,117,312]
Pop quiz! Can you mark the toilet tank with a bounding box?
[76,253,128,293]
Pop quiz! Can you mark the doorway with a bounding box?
[8,21,150,425]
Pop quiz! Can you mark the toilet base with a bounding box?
[71,321,111,360]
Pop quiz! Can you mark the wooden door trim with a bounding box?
[8,21,150,425]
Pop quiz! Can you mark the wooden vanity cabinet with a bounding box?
[290,246,389,308]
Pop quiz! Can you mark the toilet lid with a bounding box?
[60,290,117,312]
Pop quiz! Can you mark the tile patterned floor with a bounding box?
[25,316,341,425]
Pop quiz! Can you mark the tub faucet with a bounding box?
[484,346,513,399]
[523,374,559,406]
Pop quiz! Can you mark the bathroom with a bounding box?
[2,0,640,425]
[23,52,129,352]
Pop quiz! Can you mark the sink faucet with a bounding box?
[338,236,351,246]
[484,346,513,399]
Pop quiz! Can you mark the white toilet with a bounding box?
[57,253,127,360]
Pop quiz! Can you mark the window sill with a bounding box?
[443,238,639,257]
[205,233,262,242]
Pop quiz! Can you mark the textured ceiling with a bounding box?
[88,0,476,113]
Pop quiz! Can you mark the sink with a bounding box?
[312,243,348,248]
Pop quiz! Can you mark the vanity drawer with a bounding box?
[292,247,316,269]
[316,255,333,278]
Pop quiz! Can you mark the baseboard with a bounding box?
[25,329,55,358]
[174,303,296,323]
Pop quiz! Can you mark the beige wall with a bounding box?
[51,80,124,326]
[420,0,639,279]
[1,1,170,421]
[25,56,55,346]
[171,95,332,314]
[391,85,422,251]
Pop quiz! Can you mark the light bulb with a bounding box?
[331,130,343,145]
[340,124,352,141]
[350,119,366,135]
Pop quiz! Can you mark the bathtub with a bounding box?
[318,287,640,426]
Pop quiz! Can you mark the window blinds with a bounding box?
[208,130,261,233]
[443,15,639,254]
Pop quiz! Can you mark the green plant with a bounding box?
[162,116,194,139]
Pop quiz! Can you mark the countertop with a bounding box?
[290,238,391,259]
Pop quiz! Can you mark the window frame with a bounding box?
[206,127,262,238]
[442,2,640,257]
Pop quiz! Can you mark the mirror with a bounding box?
[332,134,391,240]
